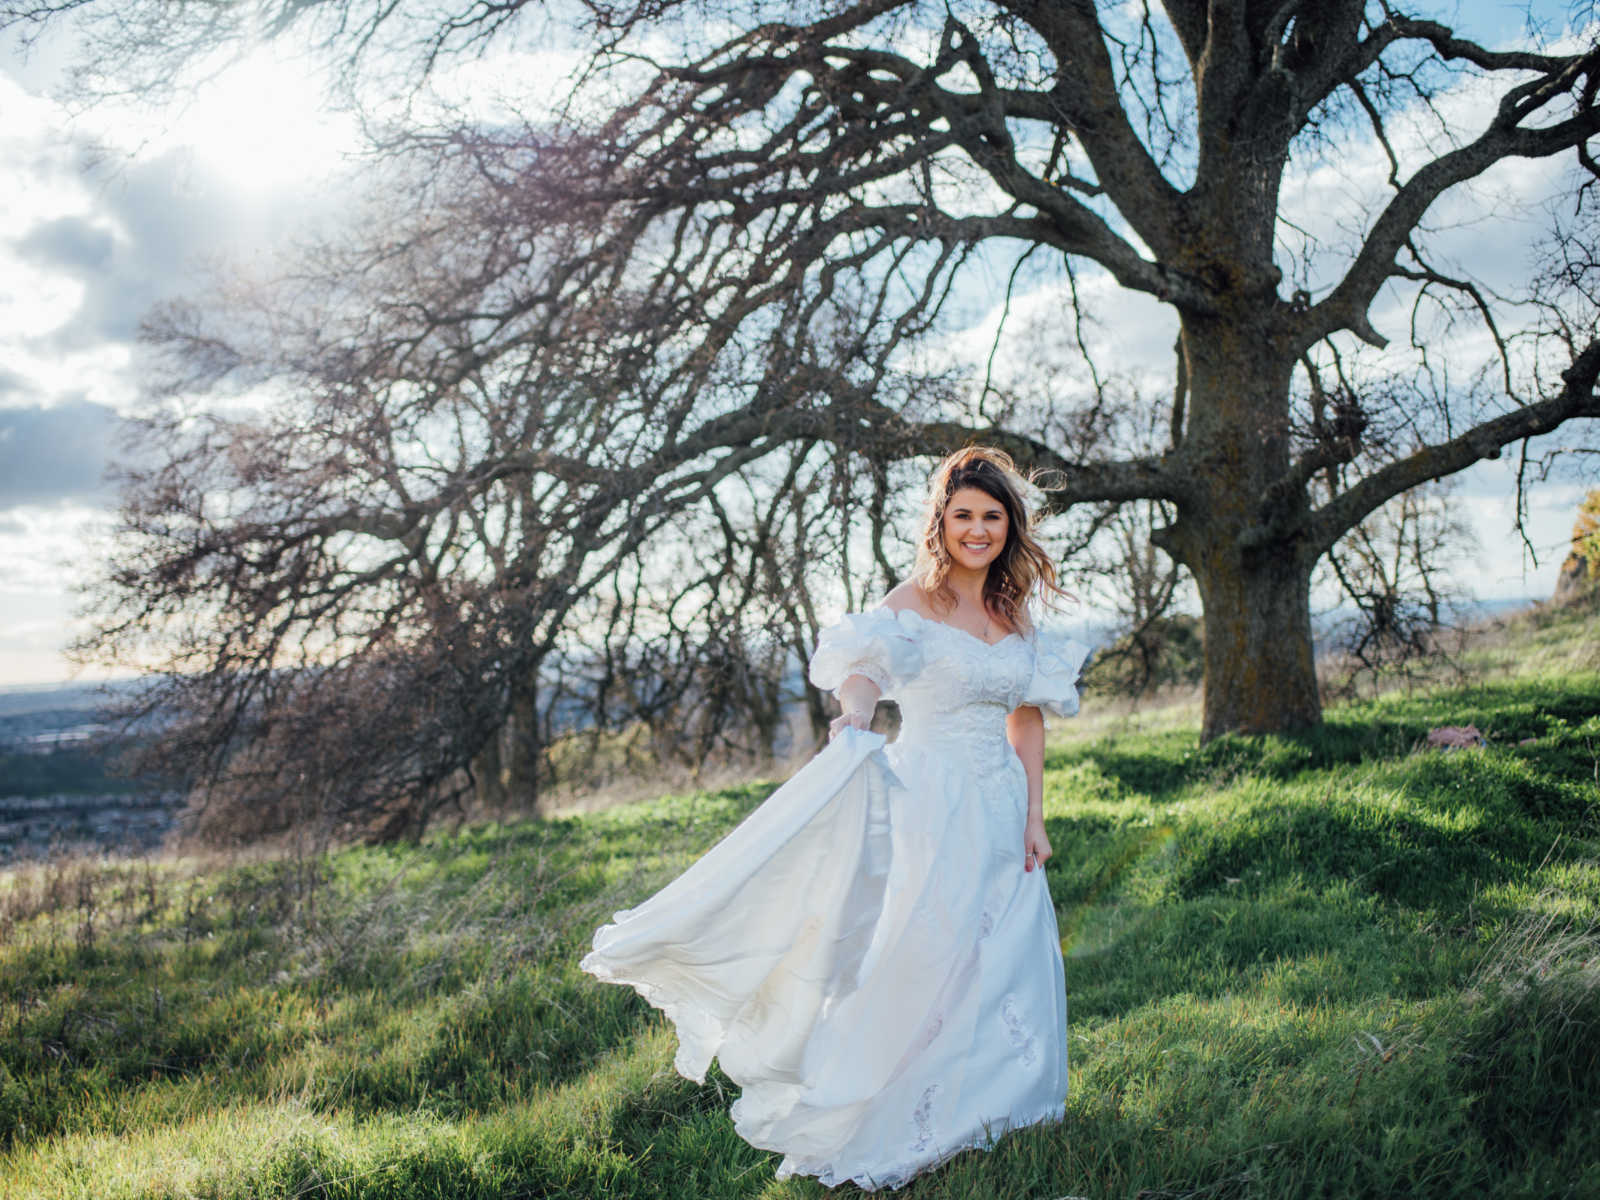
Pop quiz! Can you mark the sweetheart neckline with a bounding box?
[931,621,1022,649]
[880,607,1023,649]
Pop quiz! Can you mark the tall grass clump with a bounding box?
[1453,909,1600,1171]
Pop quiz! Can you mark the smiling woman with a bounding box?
[583,445,1092,1190]
[916,449,1067,644]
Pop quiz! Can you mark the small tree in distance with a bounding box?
[1320,478,1475,696]
[1553,487,1600,604]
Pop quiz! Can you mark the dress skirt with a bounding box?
[581,725,1069,1190]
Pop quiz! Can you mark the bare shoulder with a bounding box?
[880,579,933,617]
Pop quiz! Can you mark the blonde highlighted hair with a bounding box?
[913,446,1070,633]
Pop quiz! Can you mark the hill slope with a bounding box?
[2,605,1597,1199]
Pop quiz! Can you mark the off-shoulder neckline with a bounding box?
[874,605,1024,649]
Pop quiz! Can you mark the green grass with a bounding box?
[2,605,1598,1199]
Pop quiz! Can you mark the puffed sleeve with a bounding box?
[1022,628,1093,718]
[807,608,925,695]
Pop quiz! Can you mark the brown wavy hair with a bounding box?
[913,446,1070,633]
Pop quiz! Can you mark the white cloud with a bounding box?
[1,40,365,407]
[0,40,370,683]
[0,502,117,686]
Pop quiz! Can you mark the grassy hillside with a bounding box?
[2,605,1597,1199]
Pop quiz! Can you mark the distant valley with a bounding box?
[0,679,179,864]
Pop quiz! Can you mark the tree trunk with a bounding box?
[1192,545,1321,739]
[505,675,545,816]
[472,727,507,810]
[1171,311,1322,740]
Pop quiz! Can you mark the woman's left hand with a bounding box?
[1023,817,1052,872]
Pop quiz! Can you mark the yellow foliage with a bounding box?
[1576,488,1600,581]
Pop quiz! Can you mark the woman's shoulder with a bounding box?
[875,581,946,637]
[809,587,929,690]
[814,586,925,642]
[879,579,933,619]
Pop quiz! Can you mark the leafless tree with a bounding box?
[1319,478,1475,695]
[1073,499,1196,698]
[8,1,1597,829]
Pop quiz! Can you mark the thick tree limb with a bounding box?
[1387,16,1579,74]
[872,415,1186,507]
[1306,339,1600,556]
[994,0,1187,258]
[1297,43,1600,351]
[1157,0,1208,68]
[660,27,1214,310]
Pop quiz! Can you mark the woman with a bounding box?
[581,447,1091,1190]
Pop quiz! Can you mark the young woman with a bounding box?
[582,446,1091,1190]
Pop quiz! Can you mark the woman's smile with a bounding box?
[943,485,1009,571]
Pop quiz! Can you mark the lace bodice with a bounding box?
[809,607,1091,782]
[810,608,1089,720]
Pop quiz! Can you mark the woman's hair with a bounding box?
[913,446,1070,632]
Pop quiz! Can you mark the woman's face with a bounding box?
[941,485,1009,574]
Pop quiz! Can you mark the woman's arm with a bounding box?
[830,673,882,739]
[1006,703,1052,871]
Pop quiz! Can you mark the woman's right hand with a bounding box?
[829,673,882,740]
[829,709,873,740]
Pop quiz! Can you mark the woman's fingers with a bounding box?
[1023,834,1051,870]
[828,711,872,739]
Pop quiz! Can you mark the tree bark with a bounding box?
[1164,312,1323,739]
[505,675,544,816]
[472,727,507,810]
[1191,544,1320,739]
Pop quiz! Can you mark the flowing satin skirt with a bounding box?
[581,726,1068,1190]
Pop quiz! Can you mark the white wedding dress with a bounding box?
[581,607,1091,1190]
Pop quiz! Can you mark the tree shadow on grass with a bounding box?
[1036,790,1545,1023]
[1053,677,1600,805]
[1058,887,1467,1022]
[1170,797,1547,910]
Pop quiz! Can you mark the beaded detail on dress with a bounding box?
[1001,993,1040,1069]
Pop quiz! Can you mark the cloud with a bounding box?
[2,47,363,363]
[0,493,121,687]
[15,214,116,274]
[6,149,265,352]
[0,399,124,507]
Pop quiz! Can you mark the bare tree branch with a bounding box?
[1308,338,1600,555]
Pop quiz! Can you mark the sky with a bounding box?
[0,2,1595,688]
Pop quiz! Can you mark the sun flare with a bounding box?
[151,47,358,193]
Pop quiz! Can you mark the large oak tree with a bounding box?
[8,0,1600,834]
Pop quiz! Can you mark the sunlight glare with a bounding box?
[154,47,357,193]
